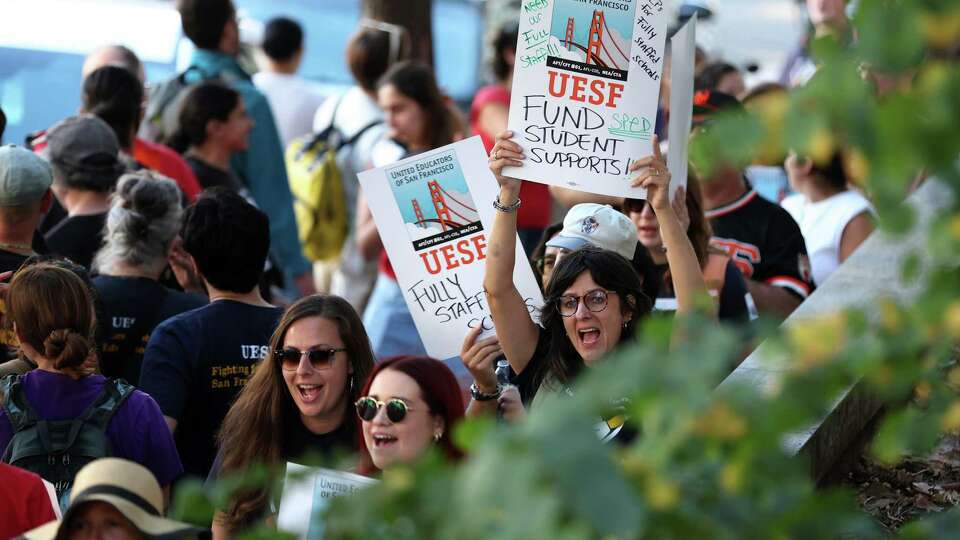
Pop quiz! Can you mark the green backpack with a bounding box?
[1,375,134,509]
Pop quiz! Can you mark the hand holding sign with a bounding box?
[460,325,502,393]
[629,135,672,213]
[489,131,525,194]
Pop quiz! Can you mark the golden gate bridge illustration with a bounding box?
[562,10,629,71]
[410,180,479,232]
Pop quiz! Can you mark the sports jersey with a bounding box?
[705,187,814,300]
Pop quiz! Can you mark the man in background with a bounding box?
[253,17,326,148]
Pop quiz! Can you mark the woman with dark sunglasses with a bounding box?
[482,132,709,417]
[355,356,464,473]
[210,295,374,537]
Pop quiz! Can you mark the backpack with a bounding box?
[286,100,382,262]
[140,65,234,144]
[1,375,134,509]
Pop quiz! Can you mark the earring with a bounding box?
[434,432,442,442]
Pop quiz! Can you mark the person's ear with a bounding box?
[432,415,445,442]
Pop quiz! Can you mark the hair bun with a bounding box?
[43,329,93,371]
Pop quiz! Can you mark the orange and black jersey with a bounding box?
[706,188,814,300]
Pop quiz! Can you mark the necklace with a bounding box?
[0,242,35,254]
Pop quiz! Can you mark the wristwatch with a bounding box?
[470,382,503,401]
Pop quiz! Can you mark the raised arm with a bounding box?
[484,131,541,374]
[630,137,709,315]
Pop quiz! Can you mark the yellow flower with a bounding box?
[384,467,414,492]
[941,401,960,431]
[720,461,744,493]
[694,402,747,440]
[920,11,960,49]
[788,313,848,370]
[944,301,960,339]
[645,475,680,510]
[807,129,835,165]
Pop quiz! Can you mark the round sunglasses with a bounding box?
[276,347,346,371]
[355,396,413,423]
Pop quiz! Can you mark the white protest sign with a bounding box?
[666,14,697,195]
[505,0,669,198]
[358,136,545,359]
[277,464,378,540]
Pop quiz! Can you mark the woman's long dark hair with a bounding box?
[215,295,374,530]
[377,61,455,150]
[535,246,651,389]
[167,81,240,153]
[356,356,465,476]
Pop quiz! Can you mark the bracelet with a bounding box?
[493,196,521,213]
[470,382,503,401]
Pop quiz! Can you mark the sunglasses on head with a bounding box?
[276,347,346,371]
[355,396,412,423]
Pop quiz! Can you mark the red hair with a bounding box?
[356,356,465,475]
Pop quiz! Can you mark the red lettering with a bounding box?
[420,251,442,275]
[588,79,605,105]
[440,244,459,270]
[547,70,568,97]
[456,239,476,265]
[570,76,587,102]
[471,234,488,261]
[606,82,625,108]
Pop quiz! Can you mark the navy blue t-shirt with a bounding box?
[93,275,207,385]
[139,300,283,479]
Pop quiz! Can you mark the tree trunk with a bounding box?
[362,0,434,67]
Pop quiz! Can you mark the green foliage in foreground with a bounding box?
[174,1,960,537]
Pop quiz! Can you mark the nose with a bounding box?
[574,299,593,320]
[639,201,656,218]
[295,353,314,375]
[371,404,391,425]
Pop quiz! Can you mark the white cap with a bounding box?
[546,203,638,260]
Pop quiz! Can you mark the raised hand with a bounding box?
[488,131,524,193]
[628,135,672,213]
[460,325,502,393]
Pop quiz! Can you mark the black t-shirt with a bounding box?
[44,212,107,269]
[653,259,751,324]
[139,300,283,479]
[185,156,245,192]
[93,275,207,385]
[282,414,358,464]
[706,188,814,300]
[0,249,31,275]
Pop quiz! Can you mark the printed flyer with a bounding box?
[505,0,669,198]
[277,464,378,539]
[358,136,544,359]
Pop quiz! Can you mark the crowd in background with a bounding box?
[0,0,949,538]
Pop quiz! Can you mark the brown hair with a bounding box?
[215,295,375,530]
[7,264,96,378]
[377,61,455,150]
[347,26,403,93]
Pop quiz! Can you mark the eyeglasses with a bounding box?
[355,396,412,423]
[276,347,346,371]
[623,198,652,214]
[556,289,618,317]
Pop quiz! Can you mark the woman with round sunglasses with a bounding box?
[210,295,374,537]
[355,356,464,473]
[483,132,709,413]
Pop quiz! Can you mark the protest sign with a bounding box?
[358,136,544,359]
[666,14,697,195]
[505,0,669,198]
[277,464,378,540]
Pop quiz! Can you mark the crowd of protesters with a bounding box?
[1,0,948,537]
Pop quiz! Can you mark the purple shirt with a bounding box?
[0,370,183,486]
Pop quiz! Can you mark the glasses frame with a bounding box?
[556,289,618,317]
[355,396,412,423]
[277,347,347,371]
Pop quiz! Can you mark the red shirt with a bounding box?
[470,85,551,230]
[0,463,58,538]
[132,138,203,201]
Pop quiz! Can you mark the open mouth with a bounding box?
[372,433,398,448]
[297,384,323,404]
[578,327,601,346]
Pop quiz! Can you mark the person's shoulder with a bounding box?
[152,302,211,333]
[472,84,510,108]
[779,192,805,212]
[0,461,46,488]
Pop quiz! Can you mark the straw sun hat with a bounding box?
[21,458,205,540]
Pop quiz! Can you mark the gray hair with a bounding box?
[93,170,182,275]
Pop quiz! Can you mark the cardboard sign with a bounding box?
[505,0,669,198]
[666,14,697,195]
[277,464,378,540]
[358,137,544,359]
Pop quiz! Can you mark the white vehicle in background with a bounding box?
[0,0,484,145]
